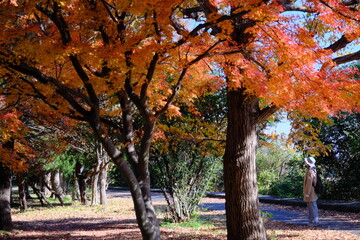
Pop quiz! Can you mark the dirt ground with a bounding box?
[1,196,360,240]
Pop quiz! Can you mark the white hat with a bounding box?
[304,157,316,167]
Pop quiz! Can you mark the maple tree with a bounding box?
[1,0,360,240]
[0,100,32,230]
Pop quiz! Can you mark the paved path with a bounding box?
[107,189,360,236]
[261,204,360,235]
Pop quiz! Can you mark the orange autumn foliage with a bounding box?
[0,109,31,172]
[0,0,359,164]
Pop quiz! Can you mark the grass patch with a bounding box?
[160,217,215,229]
[47,196,73,204]
[0,230,10,236]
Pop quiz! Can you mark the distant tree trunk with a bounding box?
[72,172,80,201]
[99,161,109,205]
[25,183,32,199]
[95,144,109,205]
[75,162,89,205]
[43,172,51,197]
[17,173,27,211]
[0,162,13,231]
[223,89,267,240]
[29,182,53,207]
[50,169,64,205]
[91,163,100,205]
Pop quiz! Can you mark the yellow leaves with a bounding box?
[289,116,330,155]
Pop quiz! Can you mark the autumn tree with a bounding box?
[1,1,360,240]
[0,107,29,230]
[186,2,360,239]
[0,1,222,239]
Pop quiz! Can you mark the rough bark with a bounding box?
[99,161,108,205]
[0,163,13,231]
[91,172,99,205]
[223,89,267,240]
[91,150,101,205]
[17,173,28,211]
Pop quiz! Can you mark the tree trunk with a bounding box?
[91,117,161,239]
[75,162,89,205]
[91,167,100,205]
[223,89,267,240]
[0,163,13,231]
[99,162,108,205]
[72,172,80,201]
[25,183,32,199]
[17,173,27,211]
[50,169,64,205]
[43,172,51,197]
[29,182,53,207]
[114,157,160,240]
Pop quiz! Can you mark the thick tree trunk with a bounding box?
[114,158,160,240]
[91,171,100,205]
[91,120,161,239]
[223,89,267,240]
[17,173,28,211]
[0,163,13,231]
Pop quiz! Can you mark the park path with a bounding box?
[107,188,360,236]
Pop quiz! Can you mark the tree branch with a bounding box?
[69,55,99,108]
[325,35,352,52]
[36,2,71,45]
[155,40,223,117]
[7,63,90,117]
[118,90,139,166]
[140,53,159,104]
[256,105,279,124]
[279,0,315,12]
[332,50,360,65]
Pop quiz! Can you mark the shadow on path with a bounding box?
[202,201,360,236]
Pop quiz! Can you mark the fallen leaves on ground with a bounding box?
[1,196,359,240]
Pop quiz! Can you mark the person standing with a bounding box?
[303,157,319,226]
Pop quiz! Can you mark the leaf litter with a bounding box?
[1,196,359,240]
